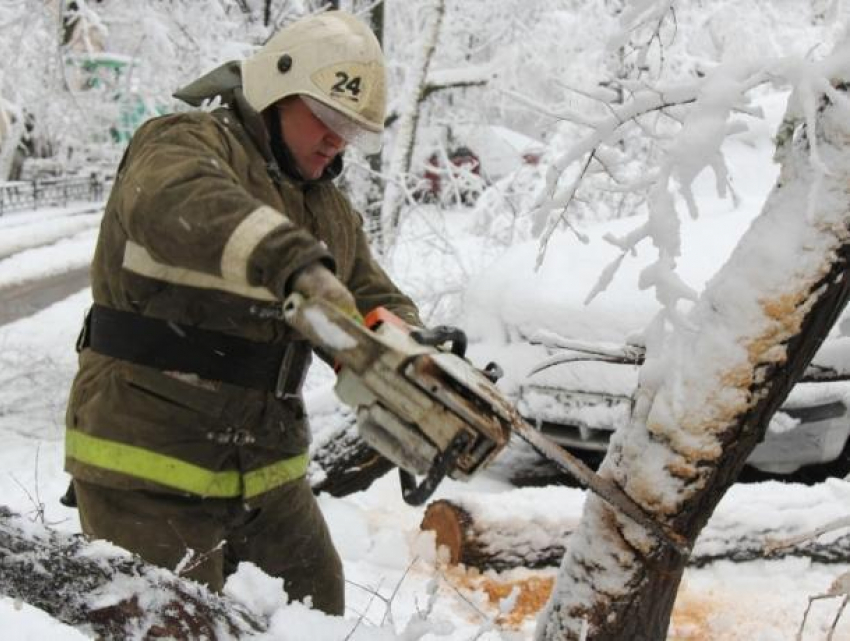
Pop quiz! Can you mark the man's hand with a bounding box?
[291,262,359,318]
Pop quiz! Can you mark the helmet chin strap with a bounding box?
[265,108,305,181]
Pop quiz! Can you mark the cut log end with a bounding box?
[420,500,472,564]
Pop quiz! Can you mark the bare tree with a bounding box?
[378,0,446,247]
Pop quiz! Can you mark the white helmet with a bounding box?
[242,11,386,153]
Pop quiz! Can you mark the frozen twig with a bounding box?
[345,578,385,640]
[7,444,64,526]
[437,570,489,620]
[381,558,418,628]
[765,516,850,554]
[610,0,679,73]
[172,538,226,577]
[401,576,456,640]
[9,473,45,525]
[797,571,850,641]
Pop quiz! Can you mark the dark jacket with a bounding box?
[65,62,419,502]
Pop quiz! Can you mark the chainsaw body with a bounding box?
[282,294,513,502]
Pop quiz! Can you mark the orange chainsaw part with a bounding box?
[364,306,410,332]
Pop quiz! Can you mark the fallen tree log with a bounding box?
[421,486,850,571]
[309,416,394,497]
[0,507,264,639]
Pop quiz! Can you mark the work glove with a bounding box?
[291,262,359,319]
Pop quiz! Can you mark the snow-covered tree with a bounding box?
[528,1,850,638]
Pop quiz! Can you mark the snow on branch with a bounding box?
[0,506,264,638]
[530,62,766,323]
[426,63,496,88]
[532,40,850,366]
[609,0,679,72]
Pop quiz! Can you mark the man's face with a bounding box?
[277,97,347,180]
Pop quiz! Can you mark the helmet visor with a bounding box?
[302,95,383,155]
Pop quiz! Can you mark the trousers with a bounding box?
[74,476,344,615]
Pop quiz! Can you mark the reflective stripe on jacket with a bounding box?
[67,428,308,499]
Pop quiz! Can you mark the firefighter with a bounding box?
[64,11,420,615]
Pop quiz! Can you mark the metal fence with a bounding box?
[0,176,110,216]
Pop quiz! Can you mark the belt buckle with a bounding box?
[75,307,93,353]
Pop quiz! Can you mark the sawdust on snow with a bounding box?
[439,567,827,639]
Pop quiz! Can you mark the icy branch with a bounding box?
[531,47,850,351]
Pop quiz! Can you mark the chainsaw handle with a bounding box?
[410,325,468,358]
[398,431,470,506]
[398,469,442,506]
[363,306,468,358]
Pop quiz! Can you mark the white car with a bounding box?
[512,335,850,481]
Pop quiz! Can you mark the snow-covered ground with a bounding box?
[3,200,850,638]
[0,204,101,288]
[5,0,850,638]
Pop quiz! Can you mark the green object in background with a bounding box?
[67,53,166,143]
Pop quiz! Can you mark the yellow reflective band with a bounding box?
[243,453,309,499]
[66,429,308,498]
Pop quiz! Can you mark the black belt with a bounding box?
[77,304,310,395]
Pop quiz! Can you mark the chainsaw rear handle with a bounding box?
[409,325,468,358]
[362,306,468,358]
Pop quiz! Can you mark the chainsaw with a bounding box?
[282,293,688,554]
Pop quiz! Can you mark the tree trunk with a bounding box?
[420,498,850,572]
[379,0,445,243]
[363,0,387,244]
[0,507,265,639]
[537,85,850,638]
[0,106,25,182]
